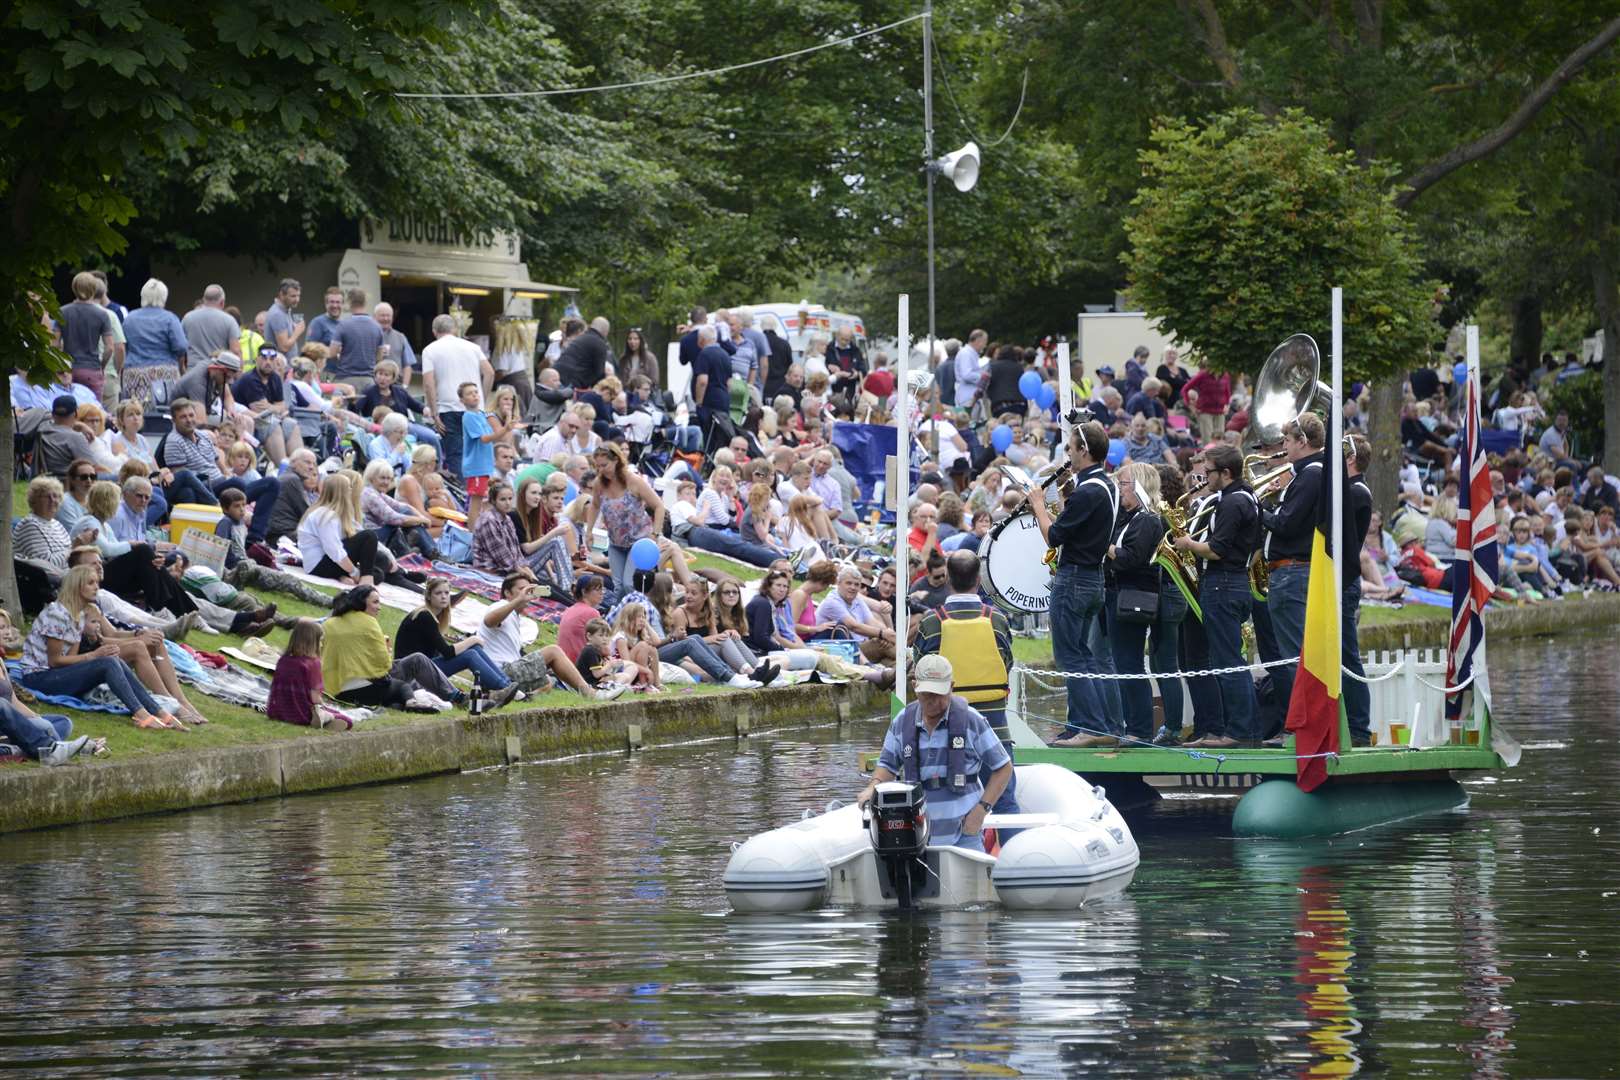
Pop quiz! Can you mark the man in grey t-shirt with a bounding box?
[180,284,241,369]
[330,287,384,391]
[264,278,306,361]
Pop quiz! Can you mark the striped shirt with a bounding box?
[160,428,221,480]
[472,508,522,574]
[876,698,1009,826]
[13,515,70,571]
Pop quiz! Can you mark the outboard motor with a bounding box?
[865,781,930,909]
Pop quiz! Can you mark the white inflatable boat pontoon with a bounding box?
[724,764,1139,912]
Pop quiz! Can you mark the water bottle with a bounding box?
[470,673,484,716]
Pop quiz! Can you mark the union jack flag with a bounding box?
[1446,351,1498,721]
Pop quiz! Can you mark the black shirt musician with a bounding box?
[1029,421,1120,746]
[1260,412,1326,712]
[1173,444,1262,746]
[1342,434,1375,745]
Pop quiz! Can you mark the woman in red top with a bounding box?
[269,619,351,729]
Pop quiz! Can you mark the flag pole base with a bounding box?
[1232,776,1468,839]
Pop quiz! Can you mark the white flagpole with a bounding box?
[1330,288,1344,729]
[895,294,911,714]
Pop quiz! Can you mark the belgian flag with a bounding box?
[1283,459,1343,792]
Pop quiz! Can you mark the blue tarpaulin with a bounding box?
[832,422,918,517]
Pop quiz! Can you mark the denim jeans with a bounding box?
[145,487,169,528]
[1266,563,1310,712]
[607,544,636,594]
[686,525,780,568]
[1201,572,1258,741]
[1341,583,1369,741]
[438,644,512,691]
[670,425,702,452]
[440,411,465,476]
[1148,586,1187,733]
[1106,588,1155,741]
[0,701,70,757]
[1180,604,1223,739]
[658,636,735,682]
[1090,601,1124,723]
[163,469,216,507]
[18,657,161,716]
[1051,564,1115,737]
[407,423,443,453]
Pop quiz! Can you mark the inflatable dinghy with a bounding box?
[724,763,1139,912]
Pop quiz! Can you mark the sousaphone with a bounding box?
[1250,333,1332,447]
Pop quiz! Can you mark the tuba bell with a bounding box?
[1246,333,1332,599]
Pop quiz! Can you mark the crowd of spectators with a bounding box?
[8,275,1614,766]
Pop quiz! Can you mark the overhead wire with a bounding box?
[933,42,1029,149]
[393,12,927,100]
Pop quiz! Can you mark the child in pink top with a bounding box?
[268,619,350,729]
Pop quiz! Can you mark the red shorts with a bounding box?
[465,475,489,497]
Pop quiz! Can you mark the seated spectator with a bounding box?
[321,586,464,709]
[479,572,627,699]
[267,619,351,729]
[608,602,666,691]
[578,616,654,690]
[368,412,415,475]
[361,458,436,559]
[231,347,302,465]
[396,578,521,704]
[357,359,440,452]
[35,395,100,480]
[556,574,609,661]
[1122,413,1170,465]
[512,477,578,591]
[0,614,98,764]
[817,565,898,664]
[15,565,188,730]
[472,481,526,575]
[298,473,381,584]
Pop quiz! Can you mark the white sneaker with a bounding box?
[727,674,761,689]
[593,684,628,702]
[40,737,89,766]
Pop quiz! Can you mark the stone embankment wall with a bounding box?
[0,683,885,834]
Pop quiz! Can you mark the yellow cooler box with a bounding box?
[169,503,225,544]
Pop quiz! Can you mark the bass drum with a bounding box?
[982,512,1053,614]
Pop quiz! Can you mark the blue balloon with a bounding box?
[564,479,578,504]
[1107,438,1127,467]
[1453,361,1468,386]
[630,537,661,571]
[1018,370,1043,400]
[1037,383,1056,410]
[991,425,1014,453]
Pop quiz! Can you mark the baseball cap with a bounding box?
[51,394,79,418]
[914,654,955,695]
[1097,365,1115,377]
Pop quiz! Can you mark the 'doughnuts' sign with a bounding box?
[361,217,521,264]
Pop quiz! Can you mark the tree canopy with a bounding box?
[1124,109,1437,382]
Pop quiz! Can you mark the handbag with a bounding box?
[1116,587,1160,624]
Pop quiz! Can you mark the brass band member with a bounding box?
[1174,445,1261,746]
[1104,463,1166,741]
[1029,421,1120,747]
[1342,434,1374,746]
[1172,454,1222,744]
[1260,413,1326,712]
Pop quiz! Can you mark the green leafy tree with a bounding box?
[1124,110,1437,384]
[0,0,496,613]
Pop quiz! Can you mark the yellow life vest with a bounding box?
[937,605,1008,705]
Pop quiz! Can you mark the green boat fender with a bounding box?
[1232,777,1469,839]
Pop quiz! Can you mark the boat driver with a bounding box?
[856,654,1013,853]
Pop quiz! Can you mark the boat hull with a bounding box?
[1232,776,1469,838]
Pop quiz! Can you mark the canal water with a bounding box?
[1,629,1615,1077]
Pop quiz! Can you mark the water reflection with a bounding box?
[0,631,1614,1076]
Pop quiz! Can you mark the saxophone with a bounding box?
[1153,492,1204,621]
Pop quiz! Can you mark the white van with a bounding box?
[732,301,868,364]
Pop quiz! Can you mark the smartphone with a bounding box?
[292,312,304,326]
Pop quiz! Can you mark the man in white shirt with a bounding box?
[953,329,987,408]
[420,314,493,476]
[531,407,598,461]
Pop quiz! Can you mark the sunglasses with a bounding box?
[71,473,94,482]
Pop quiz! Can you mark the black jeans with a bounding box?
[102,544,196,614]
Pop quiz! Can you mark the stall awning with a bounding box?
[373,251,576,295]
